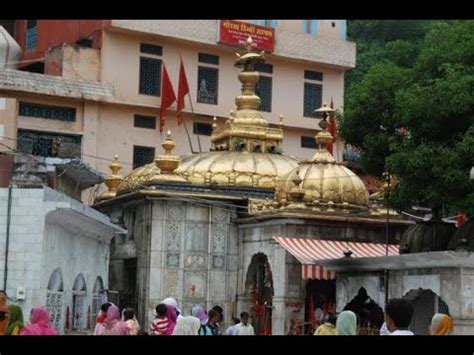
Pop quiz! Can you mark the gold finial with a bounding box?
[212,116,217,129]
[156,130,180,173]
[313,103,336,148]
[109,154,121,175]
[288,168,305,202]
[97,155,124,201]
[246,36,253,52]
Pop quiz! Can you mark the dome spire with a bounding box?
[96,155,124,201]
[210,35,284,154]
[155,130,180,173]
[313,103,335,147]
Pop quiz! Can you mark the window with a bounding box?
[134,114,156,129]
[255,63,273,112]
[303,69,323,118]
[140,43,162,56]
[304,70,323,82]
[17,130,82,158]
[197,66,218,105]
[133,145,155,169]
[193,122,213,136]
[255,63,273,74]
[19,102,76,122]
[255,76,272,112]
[139,57,162,96]
[301,136,318,149]
[304,83,323,118]
[198,53,219,65]
[25,20,37,51]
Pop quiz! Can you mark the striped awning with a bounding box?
[273,237,399,280]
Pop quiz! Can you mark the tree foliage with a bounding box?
[340,20,474,217]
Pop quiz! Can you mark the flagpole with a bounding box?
[181,114,196,154]
[187,95,202,153]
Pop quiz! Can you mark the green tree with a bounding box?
[341,20,474,217]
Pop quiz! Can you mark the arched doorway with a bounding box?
[72,274,87,331]
[403,288,449,335]
[245,253,273,335]
[305,279,336,334]
[46,268,64,332]
[91,276,105,327]
[343,287,384,333]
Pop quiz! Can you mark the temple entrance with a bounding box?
[245,253,273,335]
[403,288,449,335]
[305,279,336,335]
[343,287,384,334]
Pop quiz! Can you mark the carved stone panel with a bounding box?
[184,271,207,299]
[210,271,226,301]
[166,220,181,251]
[167,205,183,220]
[166,252,180,268]
[185,253,206,270]
[212,223,227,253]
[212,254,226,270]
[185,222,208,252]
[163,269,180,297]
[212,208,228,223]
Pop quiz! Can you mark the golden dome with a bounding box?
[273,103,369,212]
[276,149,369,210]
[177,151,298,189]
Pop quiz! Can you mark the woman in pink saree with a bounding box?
[95,304,128,335]
[20,307,57,336]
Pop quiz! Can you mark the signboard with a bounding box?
[219,20,275,52]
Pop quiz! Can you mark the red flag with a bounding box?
[327,98,337,154]
[458,210,466,227]
[177,56,189,125]
[159,63,177,133]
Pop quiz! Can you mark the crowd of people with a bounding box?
[92,297,255,336]
[0,290,455,336]
[311,298,454,336]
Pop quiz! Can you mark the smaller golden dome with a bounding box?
[117,131,188,194]
[274,104,369,213]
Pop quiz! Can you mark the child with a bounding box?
[150,304,168,335]
[123,307,140,335]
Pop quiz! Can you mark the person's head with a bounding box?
[100,302,112,313]
[385,298,413,332]
[162,297,181,316]
[165,304,178,324]
[156,304,167,318]
[8,304,23,324]
[30,307,51,327]
[123,307,135,321]
[325,314,337,326]
[336,311,357,335]
[207,309,220,325]
[106,304,121,322]
[191,306,208,325]
[430,313,453,336]
[240,312,249,325]
[212,305,223,322]
[232,317,240,325]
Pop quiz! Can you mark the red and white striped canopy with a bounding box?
[273,237,399,280]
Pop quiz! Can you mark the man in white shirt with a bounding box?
[234,312,255,335]
[385,298,414,336]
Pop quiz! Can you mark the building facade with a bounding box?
[0,20,354,204]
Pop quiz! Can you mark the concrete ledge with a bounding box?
[319,250,474,272]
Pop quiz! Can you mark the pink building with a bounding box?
[0,20,355,201]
